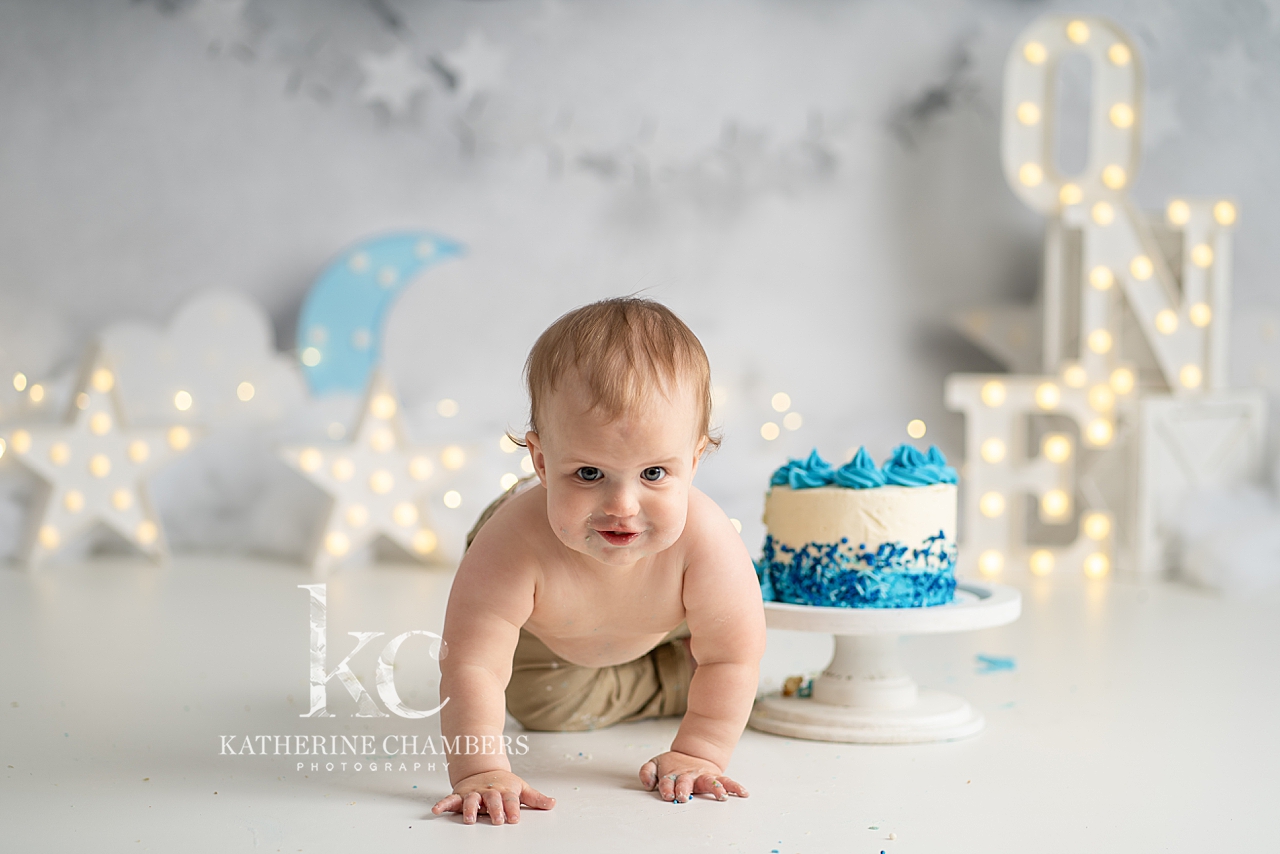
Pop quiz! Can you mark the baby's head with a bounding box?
[522,298,719,566]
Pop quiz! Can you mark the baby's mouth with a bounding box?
[596,529,640,546]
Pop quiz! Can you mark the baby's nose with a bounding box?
[601,482,640,518]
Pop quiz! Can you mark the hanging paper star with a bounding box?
[357,45,432,116]
[281,370,444,575]
[3,354,196,566]
[442,29,507,99]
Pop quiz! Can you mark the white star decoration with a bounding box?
[357,45,432,116]
[443,29,507,99]
[281,371,443,575]
[3,355,196,566]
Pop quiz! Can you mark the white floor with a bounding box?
[2,556,1277,853]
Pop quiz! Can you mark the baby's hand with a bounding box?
[431,770,555,825]
[639,750,749,803]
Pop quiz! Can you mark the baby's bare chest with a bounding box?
[525,559,688,665]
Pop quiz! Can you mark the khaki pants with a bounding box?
[465,477,693,732]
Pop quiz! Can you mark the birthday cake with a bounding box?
[756,445,958,608]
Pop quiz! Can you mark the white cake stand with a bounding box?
[749,581,1021,744]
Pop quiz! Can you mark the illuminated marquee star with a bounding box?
[281,371,443,575]
[3,354,196,567]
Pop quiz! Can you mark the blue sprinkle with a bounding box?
[976,654,1016,673]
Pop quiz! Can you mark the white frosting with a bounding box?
[763,484,957,552]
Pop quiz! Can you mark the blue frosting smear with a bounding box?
[834,446,887,489]
[757,533,956,608]
[881,444,957,487]
[769,449,835,489]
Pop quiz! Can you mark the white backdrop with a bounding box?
[0,0,1277,562]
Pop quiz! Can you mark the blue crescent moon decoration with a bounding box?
[296,231,463,396]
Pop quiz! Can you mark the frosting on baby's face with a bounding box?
[524,371,707,568]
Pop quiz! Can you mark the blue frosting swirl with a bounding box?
[834,446,887,489]
[770,449,835,489]
[881,443,957,486]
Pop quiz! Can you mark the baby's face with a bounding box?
[526,373,706,568]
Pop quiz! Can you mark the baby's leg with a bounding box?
[505,628,696,732]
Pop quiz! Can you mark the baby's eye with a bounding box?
[641,467,666,482]
[577,467,604,482]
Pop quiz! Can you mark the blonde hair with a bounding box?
[520,297,720,450]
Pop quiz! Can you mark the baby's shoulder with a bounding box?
[678,487,740,552]
[463,482,555,564]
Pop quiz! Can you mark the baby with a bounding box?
[431,297,766,826]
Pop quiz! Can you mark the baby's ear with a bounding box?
[525,431,547,484]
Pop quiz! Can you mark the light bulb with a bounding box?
[1213,201,1237,226]
[981,381,1006,407]
[520,455,535,474]
[1091,202,1115,226]
[1087,329,1113,354]
[784,412,803,430]
[1167,199,1190,225]
[1180,364,1203,389]
[136,521,158,546]
[1084,513,1111,540]
[1189,303,1212,327]
[298,448,322,473]
[301,347,322,367]
[907,419,926,438]
[174,390,192,411]
[979,550,1003,577]
[1035,382,1060,410]
[90,412,112,436]
[29,384,44,403]
[1029,549,1054,576]
[730,518,743,533]
[1088,385,1115,412]
[1017,102,1041,125]
[331,458,354,482]
[412,529,438,555]
[64,490,84,513]
[38,525,59,550]
[1108,43,1131,65]
[1059,183,1083,205]
[369,470,394,494]
[771,392,791,412]
[346,504,369,528]
[410,456,434,480]
[1019,163,1043,187]
[980,438,1006,464]
[112,489,133,511]
[91,368,114,393]
[1083,552,1111,579]
[1130,256,1154,280]
[499,435,519,453]
[1190,244,1214,268]
[1155,310,1178,335]
[12,372,27,392]
[370,394,397,420]
[1043,434,1072,463]
[49,442,70,466]
[443,490,462,509]
[237,382,255,402]
[76,393,90,410]
[89,454,111,478]
[168,426,191,451]
[980,492,1006,518]
[393,502,419,528]
[1110,367,1135,395]
[1062,364,1088,388]
[11,429,31,454]
[500,473,519,491]
[1023,41,1047,64]
[370,427,395,453]
[761,422,780,441]
[1102,165,1127,189]
[437,399,459,418]
[441,445,466,470]
[1066,20,1090,43]
[1086,419,1114,446]
[325,532,350,557]
[1109,103,1134,129]
[1041,489,1070,518]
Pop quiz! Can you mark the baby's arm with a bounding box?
[641,490,767,803]
[431,524,552,825]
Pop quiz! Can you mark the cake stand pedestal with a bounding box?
[749,581,1021,744]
